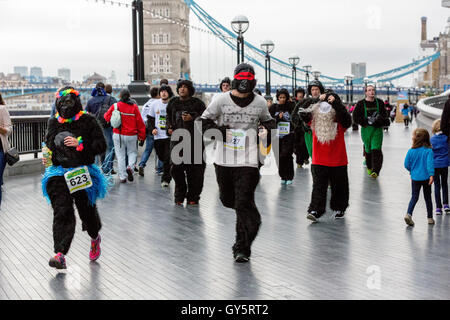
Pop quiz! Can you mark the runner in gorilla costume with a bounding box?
[42,86,108,269]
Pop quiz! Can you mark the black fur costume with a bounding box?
[166,80,207,203]
[45,87,106,255]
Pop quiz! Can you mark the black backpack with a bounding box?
[95,95,113,128]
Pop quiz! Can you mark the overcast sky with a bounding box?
[0,0,448,86]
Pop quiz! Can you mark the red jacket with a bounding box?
[311,123,348,167]
[104,101,146,141]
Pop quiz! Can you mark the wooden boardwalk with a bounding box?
[1,121,449,300]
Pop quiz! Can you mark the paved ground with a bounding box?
[1,121,449,300]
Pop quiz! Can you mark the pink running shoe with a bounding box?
[90,234,101,261]
[49,252,67,269]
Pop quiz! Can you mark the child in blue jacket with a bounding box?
[431,119,450,215]
[404,128,435,226]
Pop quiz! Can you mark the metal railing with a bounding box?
[9,115,49,158]
[416,92,449,130]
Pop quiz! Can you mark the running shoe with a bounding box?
[234,252,250,263]
[436,208,443,215]
[304,160,309,165]
[49,252,67,269]
[281,180,287,185]
[334,211,346,219]
[297,164,303,168]
[161,181,170,188]
[126,167,134,182]
[120,179,127,183]
[138,166,144,177]
[404,214,414,226]
[443,204,450,213]
[367,168,373,176]
[187,201,199,206]
[90,234,101,261]
[370,172,378,179]
[307,211,320,223]
[285,180,293,185]
[428,218,435,225]
[175,201,184,206]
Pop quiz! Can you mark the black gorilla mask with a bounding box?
[56,95,81,119]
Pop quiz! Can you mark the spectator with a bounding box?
[0,92,12,209]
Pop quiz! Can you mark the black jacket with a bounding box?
[269,101,295,134]
[441,98,450,136]
[352,98,390,128]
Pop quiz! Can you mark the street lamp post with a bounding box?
[363,77,370,89]
[289,55,300,95]
[312,71,321,81]
[345,75,354,105]
[261,40,275,100]
[303,65,312,92]
[128,0,150,105]
[231,15,249,65]
[386,82,391,103]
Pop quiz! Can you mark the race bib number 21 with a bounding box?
[64,166,93,194]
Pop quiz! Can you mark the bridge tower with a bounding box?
[143,0,190,85]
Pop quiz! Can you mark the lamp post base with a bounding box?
[128,81,150,106]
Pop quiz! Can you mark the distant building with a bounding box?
[107,71,117,85]
[83,72,107,86]
[14,66,28,78]
[143,0,190,85]
[30,66,43,79]
[57,68,71,82]
[417,15,450,90]
[351,63,366,79]
[0,72,26,86]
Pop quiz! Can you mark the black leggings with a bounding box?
[308,165,349,215]
[434,167,449,209]
[407,179,433,218]
[171,163,206,202]
[365,149,384,175]
[215,165,261,257]
[154,138,172,183]
[274,133,295,180]
[47,176,102,255]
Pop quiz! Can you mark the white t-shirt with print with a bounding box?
[148,99,169,140]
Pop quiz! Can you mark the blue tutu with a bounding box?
[42,164,111,206]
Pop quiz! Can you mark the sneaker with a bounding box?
[304,159,309,165]
[187,201,199,206]
[234,252,250,263]
[428,218,435,225]
[363,160,366,167]
[370,172,378,179]
[367,168,373,176]
[404,214,414,226]
[307,211,320,223]
[443,204,450,213]
[285,180,293,185]
[138,166,144,177]
[161,181,169,188]
[436,208,443,215]
[49,252,67,269]
[334,211,346,219]
[281,180,287,185]
[89,234,101,261]
[133,166,139,173]
[120,179,127,183]
[110,169,117,175]
[297,164,303,168]
[175,201,184,206]
[126,167,134,182]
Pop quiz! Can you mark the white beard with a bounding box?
[309,102,338,144]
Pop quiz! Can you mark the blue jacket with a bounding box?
[85,94,117,115]
[431,133,450,168]
[404,147,435,181]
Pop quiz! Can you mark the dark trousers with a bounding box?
[407,179,433,218]
[154,138,172,183]
[274,133,295,180]
[47,177,102,255]
[294,130,309,165]
[404,118,410,126]
[214,165,261,257]
[434,167,449,208]
[308,165,349,215]
[171,163,206,202]
[365,149,384,174]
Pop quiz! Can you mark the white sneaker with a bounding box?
[161,181,169,188]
